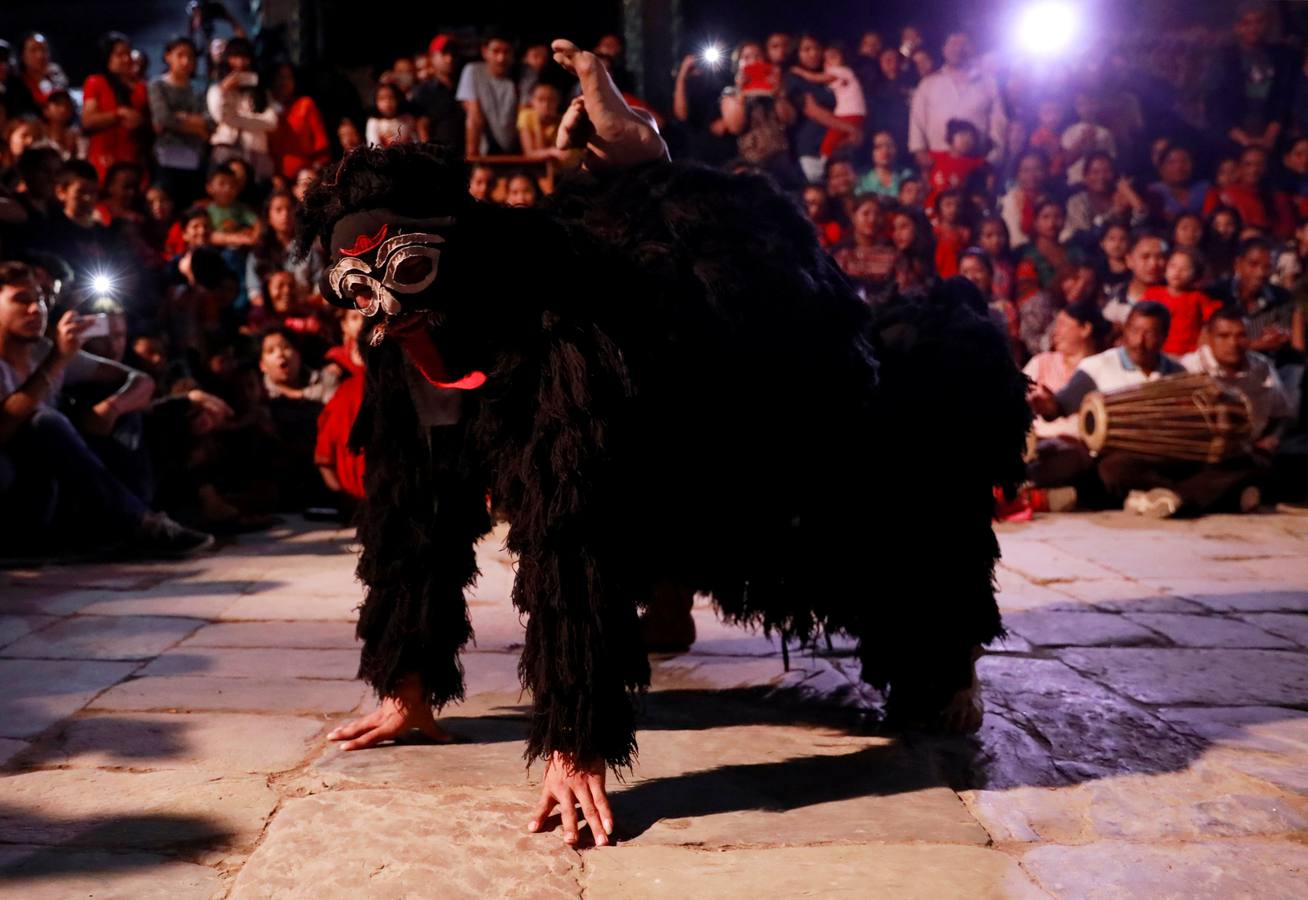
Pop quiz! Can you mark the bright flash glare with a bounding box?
[91,274,113,295]
[701,44,723,66]
[1018,2,1078,56]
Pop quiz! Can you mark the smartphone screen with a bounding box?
[81,313,111,339]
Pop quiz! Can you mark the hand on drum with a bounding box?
[1027,383,1060,420]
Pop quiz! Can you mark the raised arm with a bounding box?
[551,39,669,169]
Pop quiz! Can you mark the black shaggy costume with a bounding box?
[298,143,1032,769]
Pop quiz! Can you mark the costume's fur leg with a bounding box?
[500,324,650,769]
[351,341,490,709]
[854,283,1032,726]
[513,540,648,768]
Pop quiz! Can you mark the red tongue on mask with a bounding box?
[396,327,486,391]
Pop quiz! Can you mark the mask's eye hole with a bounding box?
[383,247,440,293]
[393,255,433,285]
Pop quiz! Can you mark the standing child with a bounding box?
[42,89,85,159]
[1061,87,1116,186]
[1143,247,1220,355]
[1027,97,1067,180]
[978,216,1016,303]
[365,83,417,147]
[932,188,972,279]
[925,119,987,210]
[1098,221,1132,291]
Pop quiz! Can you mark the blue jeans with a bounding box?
[0,408,148,547]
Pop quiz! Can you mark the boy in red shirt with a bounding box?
[932,189,972,279]
[926,118,988,210]
[315,368,366,501]
[1143,247,1221,355]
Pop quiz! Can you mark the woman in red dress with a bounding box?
[81,32,150,183]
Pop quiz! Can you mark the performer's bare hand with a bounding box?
[551,38,668,169]
[528,751,613,847]
[1026,383,1060,420]
[327,673,452,750]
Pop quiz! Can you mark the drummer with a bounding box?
[1029,302,1260,517]
[1027,302,1185,425]
[1181,308,1292,453]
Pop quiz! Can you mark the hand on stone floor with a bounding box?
[529,750,613,847]
[327,675,453,751]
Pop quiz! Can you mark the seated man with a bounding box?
[1181,307,1292,452]
[0,261,213,556]
[1205,237,1305,367]
[1029,301,1260,517]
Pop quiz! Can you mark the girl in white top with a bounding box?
[206,38,276,181]
[365,82,418,148]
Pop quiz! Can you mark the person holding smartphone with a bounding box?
[0,261,215,557]
[206,37,276,182]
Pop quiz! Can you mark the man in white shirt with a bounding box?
[1181,308,1291,448]
[0,262,213,557]
[1030,302,1260,516]
[907,32,1006,166]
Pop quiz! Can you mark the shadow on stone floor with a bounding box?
[9,715,191,770]
[423,591,1307,834]
[0,808,233,881]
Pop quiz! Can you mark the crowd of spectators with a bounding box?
[1,2,1308,560]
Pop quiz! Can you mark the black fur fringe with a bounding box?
[312,149,1032,768]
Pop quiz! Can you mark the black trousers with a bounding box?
[1096,451,1262,513]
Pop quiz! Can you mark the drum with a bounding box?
[1079,373,1253,463]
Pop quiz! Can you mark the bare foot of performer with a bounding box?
[326,673,454,749]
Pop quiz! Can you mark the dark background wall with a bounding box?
[0,0,1291,90]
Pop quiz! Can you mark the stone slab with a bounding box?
[1,587,152,617]
[1239,613,1308,648]
[581,844,1044,899]
[1,615,206,661]
[609,736,988,848]
[0,658,137,739]
[1158,706,1308,756]
[1004,610,1163,648]
[974,656,1199,785]
[1058,648,1308,706]
[1158,583,1308,613]
[306,717,530,791]
[996,542,1122,582]
[22,712,327,773]
[0,768,278,855]
[964,758,1308,844]
[228,789,577,899]
[89,675,368,715]
[217,590,361,622]
[0,845,221,900]
[73,588,242,619]
[0,739,29,768]
[1123,612,1297,649]
[139,646,359,680]
[1021,840,1308,900]
[180,620,360,649]
[0,614,58,649]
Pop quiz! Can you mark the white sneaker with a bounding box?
[1238,485,1262,513]
[1124,488,1181,518]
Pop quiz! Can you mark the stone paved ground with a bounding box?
[1,512,1307,898]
